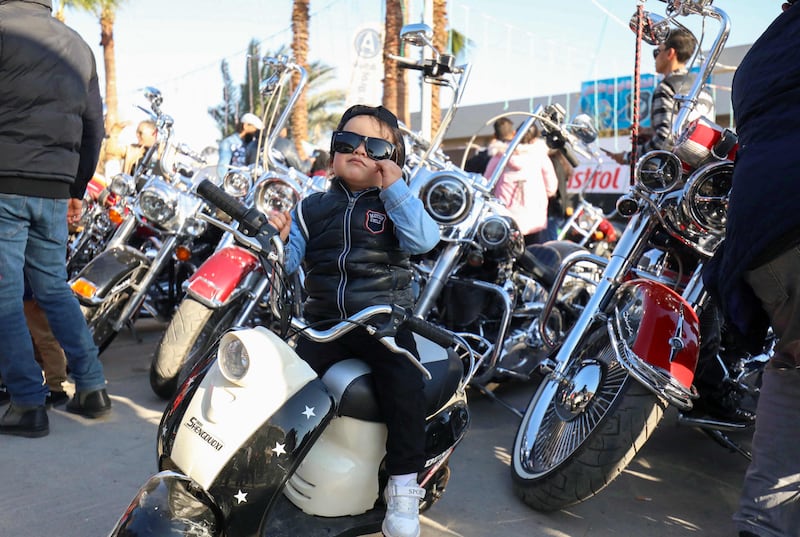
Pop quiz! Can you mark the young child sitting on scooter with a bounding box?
[268,104,440,537]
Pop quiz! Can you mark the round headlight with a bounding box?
[253,176,301,215]
[219,336,250,383]
[109,174,136,197]
[681,161,733,234]
[635,151,683,194]
[477,216,511,249]
[419,172,473,224]
[223,170,252,198]
[138,184,177,225]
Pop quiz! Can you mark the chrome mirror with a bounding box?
[400,23,435,49]
[569,114,598,144]
[629,11,670,45]
[143,87,163,108]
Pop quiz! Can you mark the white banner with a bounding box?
[346,24,385,108]
[567,161,631,195]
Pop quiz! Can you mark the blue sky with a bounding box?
[61,0,782,150]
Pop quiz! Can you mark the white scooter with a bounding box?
[108,180,477,537]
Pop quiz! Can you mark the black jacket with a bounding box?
[296,178,414,321]
[0,0,105,199]
[703,5,800,349]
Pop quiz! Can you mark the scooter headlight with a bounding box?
[218,334,250,383]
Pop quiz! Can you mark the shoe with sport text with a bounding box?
[66,388,111,418]
[0,403,49,438]
[382,481,425,537]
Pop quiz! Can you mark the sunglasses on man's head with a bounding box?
[652,47,665,59]
[332,130,396,161]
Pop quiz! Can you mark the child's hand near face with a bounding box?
[268,210,292,242]
[375,158,403,189]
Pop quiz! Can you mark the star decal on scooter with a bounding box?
[272,442,286,456]
[234,490,248,504]
[302,406,315,419]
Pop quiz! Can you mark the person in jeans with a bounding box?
[703,2,800,535]
[0,0,111,438]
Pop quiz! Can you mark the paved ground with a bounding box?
[0,318,752,536]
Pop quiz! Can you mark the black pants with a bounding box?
[295,327,426,475]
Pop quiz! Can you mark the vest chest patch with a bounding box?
[365,210,387,234]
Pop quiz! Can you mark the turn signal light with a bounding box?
[108,207,125,226]
[593,230,605,241]
[71,278,97,299]
[565,206,574,217]
[175,245,192,262]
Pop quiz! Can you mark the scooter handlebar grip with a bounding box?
[405,316,455,348]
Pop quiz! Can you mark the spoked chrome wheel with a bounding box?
[511,324,666,511]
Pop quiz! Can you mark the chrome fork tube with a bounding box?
[413,242,464,318]
[111,235,178,332]
[547,212,656,378]
[107,213,138,250]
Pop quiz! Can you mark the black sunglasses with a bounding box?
[652,47,664,59]
[332,130,396,161]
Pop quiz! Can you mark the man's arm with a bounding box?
[72,71,105,199]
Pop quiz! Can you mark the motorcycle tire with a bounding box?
[149,297,245,400]
[82,291,132,354]
[510,323,667,511]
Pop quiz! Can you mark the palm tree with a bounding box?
[291,0,311,160]
[60,0,126,133]
[209,43,344,146]
[383,0,409,126]
[431,0,447,135]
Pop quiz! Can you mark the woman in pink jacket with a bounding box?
[484,123,558,244]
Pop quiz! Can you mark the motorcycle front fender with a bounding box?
[186,245,260,308]
[610,278,700,408]
[69,246,148,305]
[108,471,222,537]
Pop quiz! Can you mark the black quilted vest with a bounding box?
[297,178,414,320]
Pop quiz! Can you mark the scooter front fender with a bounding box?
[108,471,222,537]
[69,246,148,305]
[186,245,260,308]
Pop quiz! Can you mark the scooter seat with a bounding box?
[321,348,463,422]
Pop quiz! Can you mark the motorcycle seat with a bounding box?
[518,240,585,288]
[321,348,463,422]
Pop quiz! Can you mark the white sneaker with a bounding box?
[382,481,425,537]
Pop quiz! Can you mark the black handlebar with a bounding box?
[196,179,276,238]
[404,313,456,348]
[375,305,455,349]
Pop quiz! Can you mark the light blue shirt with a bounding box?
[282,178,440,275]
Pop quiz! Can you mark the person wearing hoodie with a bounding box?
[464,117,515,174]
[484,122,559,245]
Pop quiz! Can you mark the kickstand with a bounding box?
[473,382,524,419]
[701,428,752,461]
[125,319,143,344]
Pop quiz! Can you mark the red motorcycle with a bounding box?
[148,56,322,398]
[510,0,770,511]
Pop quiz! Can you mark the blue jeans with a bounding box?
[0,194,106,406]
